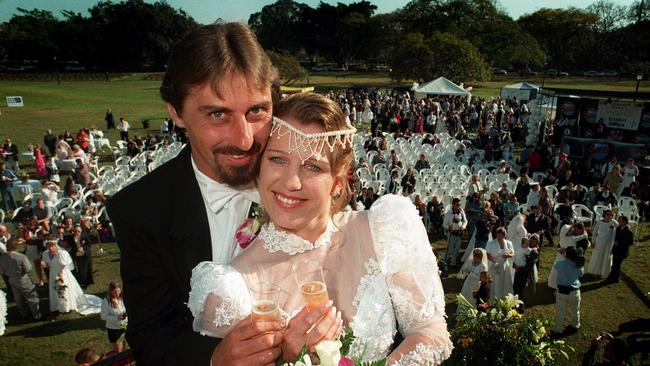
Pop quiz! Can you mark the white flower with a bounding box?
[500,293,523,310]
[315,340,342,366]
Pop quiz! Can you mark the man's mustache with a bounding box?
[212,140,262,156]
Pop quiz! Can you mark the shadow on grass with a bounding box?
[7,314,103,338]
[621,272,650,308]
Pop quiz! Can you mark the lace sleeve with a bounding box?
[368,195,453,365]
[187,262,251,338]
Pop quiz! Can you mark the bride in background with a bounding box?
[189,93,452,365]
[41,238,101,315]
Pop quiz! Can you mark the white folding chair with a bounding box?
[572,204,594,227]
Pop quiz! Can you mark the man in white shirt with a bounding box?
[107,23,286,366]
[117,117,130,141]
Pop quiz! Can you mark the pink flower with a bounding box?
[235,218,260,249]
[338,357,354,366]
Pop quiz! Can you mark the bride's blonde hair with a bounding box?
[273,93,354,214]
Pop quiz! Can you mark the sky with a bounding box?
[0,0,639,24]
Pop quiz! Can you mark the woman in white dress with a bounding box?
[458,248,488,309]
[507,212,528,252]
[188,93,452,365]
[621,159,639,190]
[587,210,617,278]
[485,227,515,302]
[41,239,101,315]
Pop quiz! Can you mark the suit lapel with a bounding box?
[168,146,213,271]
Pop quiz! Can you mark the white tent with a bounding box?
[413,77,470,100]
[500,82,539,103]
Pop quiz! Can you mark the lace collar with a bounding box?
[258,220,336,255]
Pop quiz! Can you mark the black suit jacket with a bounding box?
[106,146,219,365]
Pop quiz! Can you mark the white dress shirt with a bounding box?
[191,158,258,264]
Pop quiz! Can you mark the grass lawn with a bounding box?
[0,74,649,365]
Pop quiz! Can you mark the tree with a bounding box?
[248,0,310,53]
[267,49,307,85]
[87,0,197,71]
[585,0,629,69]
[518,8,598,71]
[390,32,490,83]
[396,0,545,70]
[0,8,60,65]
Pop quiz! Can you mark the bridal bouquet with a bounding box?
[55,275,67,302]
[280,329,386,366]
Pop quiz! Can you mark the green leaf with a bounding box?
[359,359,387,366]
[339,327,357,356]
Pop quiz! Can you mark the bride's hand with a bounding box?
[281,301,342,361]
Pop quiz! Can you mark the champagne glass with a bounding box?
[292,259,329,310]
[250,282,281,321]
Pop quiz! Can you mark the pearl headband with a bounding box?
[270,116,356,164]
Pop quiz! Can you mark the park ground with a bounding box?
[0,74,648,365]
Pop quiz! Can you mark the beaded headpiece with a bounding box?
[270,116,356,164]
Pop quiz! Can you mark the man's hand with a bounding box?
[211,317,283,366]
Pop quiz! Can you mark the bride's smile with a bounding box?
[259,118,340,243]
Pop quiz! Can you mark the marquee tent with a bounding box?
[500,82,539,103]
[413,77,470,100]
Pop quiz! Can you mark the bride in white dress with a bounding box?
[41,240,101,315]
[587,210,617,278]
[188,93,453,365]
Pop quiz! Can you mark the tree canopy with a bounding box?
[0,0,648,80]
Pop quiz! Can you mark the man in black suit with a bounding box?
[605,216,634,284]
[106,23,283,365]
[43,129,57,156]
[526,205,553,247]
[3,138,19,172]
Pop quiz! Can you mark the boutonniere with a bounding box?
[235,203,264,249]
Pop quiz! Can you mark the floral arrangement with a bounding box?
[280,329,386,366]
[448,294,573,365]
[235,204,264,249]
[55,275,67,302]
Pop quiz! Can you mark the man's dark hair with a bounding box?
[160,22,278,114]
[618,215,628,224]
[7,238,19,252]
[565,246,578,262]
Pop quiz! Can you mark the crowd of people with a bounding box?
[0,23,647,366]
[338,88,644,346]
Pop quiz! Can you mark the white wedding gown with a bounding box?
[587,219,617,277]
[42,249,101,315]
[188,195,453,365]
[485,239,515,302]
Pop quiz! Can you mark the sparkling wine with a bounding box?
[251,300,279,321]
[300,281,329,310]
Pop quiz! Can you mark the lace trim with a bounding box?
[349,259,396,361]
[259,220,336,255]
[212,295,243,327]
[393,343,453,366]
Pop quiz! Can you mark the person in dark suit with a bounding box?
[43,129,58,156]
[526,205,553,246]
[3,138,19,172]
[106,23,284,366]
[605,216,634,284]
[65,225,93,289]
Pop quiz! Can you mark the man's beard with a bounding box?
[212,140,263,187]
